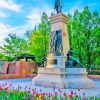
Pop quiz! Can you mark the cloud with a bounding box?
[0,23,30,46]
[26,5,53,28]
[0,23,17,45]
[0,23,26,46]
[0,0,22,12]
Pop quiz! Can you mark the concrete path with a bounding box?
[0,78,100,97]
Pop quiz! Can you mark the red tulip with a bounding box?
[78,87,80,91]
[5,87,9,91]
[35,93,40,97]
[69,95,72,99]
[63,92,67,96]
[0,86,3,91]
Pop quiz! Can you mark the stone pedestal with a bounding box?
[32,68,68,88]
[66,68,95,89]
[32,53,68,88]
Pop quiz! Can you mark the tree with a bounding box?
[30,12,51,62]
[68,6,100,67]
[0,34,29,57]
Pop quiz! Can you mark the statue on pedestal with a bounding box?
[54,0,62,13]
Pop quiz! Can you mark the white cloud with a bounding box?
[0,23,30,46]
[0,23,17,45]
[0,23,26,46]
[0,0,22,12]
[26,5,53,28]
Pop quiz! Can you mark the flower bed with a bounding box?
[0,83,100,100]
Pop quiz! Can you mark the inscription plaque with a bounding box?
[48,59,57,65]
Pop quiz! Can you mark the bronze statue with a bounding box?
[49,30,63,53]
[54,0,62,13]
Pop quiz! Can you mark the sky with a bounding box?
[0,0,100,46]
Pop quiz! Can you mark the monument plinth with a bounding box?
[32,13,69,88]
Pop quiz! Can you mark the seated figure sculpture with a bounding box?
[66,47,83,68]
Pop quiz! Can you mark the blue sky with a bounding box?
[0,0,100,46]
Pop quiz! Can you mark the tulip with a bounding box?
[0,86,3,90]
[63,92,67,96]
[35,93,40,97]
[78,87,80,91]
[71,91,73,95]
[5,87,9,91]
[69,94,72,99]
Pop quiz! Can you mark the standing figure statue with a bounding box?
[55,30,63,53]
[49,30,63,53]
[54,0,62,13]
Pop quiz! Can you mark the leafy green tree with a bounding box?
[30,12,51,62]
[0,34,29,57]
[68,6,100,67]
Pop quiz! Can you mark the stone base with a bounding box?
[32,68,68,88]
[66,68,95,89]
[32,68,95,89]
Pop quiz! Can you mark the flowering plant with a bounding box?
[0,83,99,100]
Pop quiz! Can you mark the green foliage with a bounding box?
[67,6,100,67]
[0,52,15,61]
[0,34,29,57]
[88,71,100,75]
[30,12,51,62]
[0,53,4,59]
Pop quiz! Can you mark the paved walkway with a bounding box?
[0,78,100,97]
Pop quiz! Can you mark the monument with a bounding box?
[32,0,95,89]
